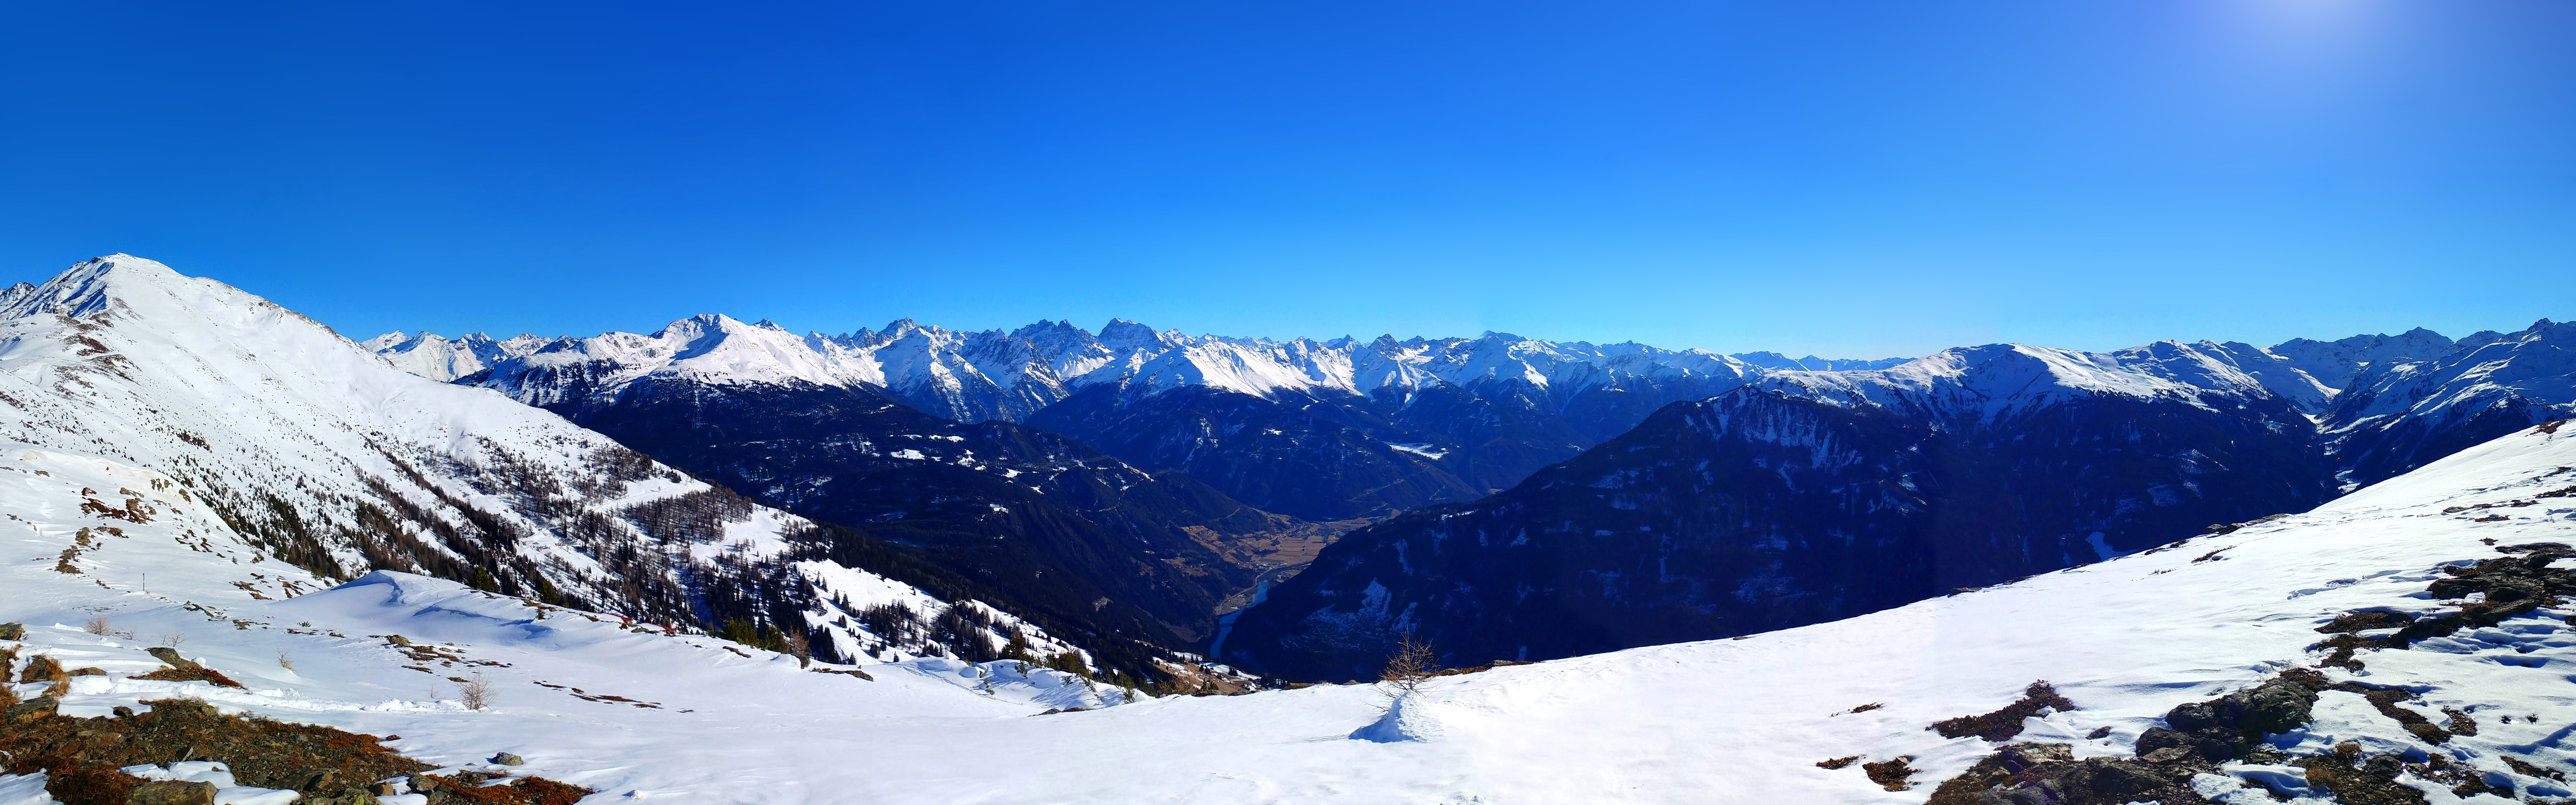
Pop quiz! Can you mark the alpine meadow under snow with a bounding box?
[2,254,2573,805]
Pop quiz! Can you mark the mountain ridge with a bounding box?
[0,255,1166,680]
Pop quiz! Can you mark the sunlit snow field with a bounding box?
[7,415,2576,801]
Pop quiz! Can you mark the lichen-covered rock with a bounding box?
[18,655,65,684]
[2239,676,2321,735]
[5,697,57,722]
[144,648,199,670]
[125,779,217,805]
[1924,742,2209,805]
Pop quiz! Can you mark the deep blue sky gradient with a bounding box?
[3,1,2570,357]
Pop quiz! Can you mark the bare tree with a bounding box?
[1379,632,1437,700]
[781,627,812,669]
[457,672,493,710]
[83,615,112,636]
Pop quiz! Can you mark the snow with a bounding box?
[1385,443,1448,460]
[14,419,2569,802]
[0,775,50,805]
[0,252,1083,669]
[3,352,2571,804]
[2331,318,2573,427]
[1755,343,2230,424]
[377,316,1840,423]
[16,253,2576,802]
[0,255,811,612]
[360,331,548,383]
[115,762,302,805]
[389,313,2537,448]
[2273,328,2461,391]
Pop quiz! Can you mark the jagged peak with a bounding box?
[1097,318,1170,350]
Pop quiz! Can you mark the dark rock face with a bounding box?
[1025,375,1748,522]
[1027,385,1487,521]
[1222,384,2333,679]
[2135,674,2322,763]
[1926,743,2212,805]
[514,376,1265,654]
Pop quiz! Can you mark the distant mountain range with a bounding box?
[371,318,1904,520]
[1220,324,2574,677]
[365,300,2573,682]
[15,251,2570,802]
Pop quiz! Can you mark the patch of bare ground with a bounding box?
[2,695,596,804]
[1918,537,2576,803]
[1929,681,2075,742]
[1861,756,1917,791]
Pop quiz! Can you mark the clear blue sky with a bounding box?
[4,1,2569,358]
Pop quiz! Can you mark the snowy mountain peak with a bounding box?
[361,330,549,382]
[382,316,1889,425]
[1,254,220,322]
[1726,350,1911,372]
[1096,317,1173,351]
[1751,342,2262,425]
[2268,326,2459,390]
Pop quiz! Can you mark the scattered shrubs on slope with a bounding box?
[2,697,428,805]
[1860,756,1917,791]
[132,665,243,688]
[130,647,245,688]
[1,695,601,805]
[1928,681,2075,742]
[411,772,592,805]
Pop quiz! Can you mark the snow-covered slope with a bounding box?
[10,412,2572,802]
[0,255,715,616]
[0,256,1095,668]
[0,434,1105,683]
[1753,343,2243,423]
[2326,319,2576,487]
[2271,327,2460,391]
[358,332,547,383]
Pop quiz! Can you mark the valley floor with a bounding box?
[9,424,2576,803]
